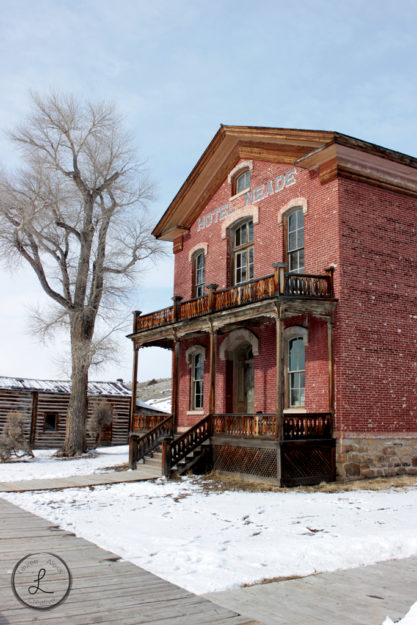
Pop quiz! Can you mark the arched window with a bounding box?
[287,208,304,273]
[191,352,204,410]
[192,250,205,298]
[233,169,251,195]
[288,336,305,407]
[232,219,254,285]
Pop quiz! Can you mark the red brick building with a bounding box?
[129,126,417,484]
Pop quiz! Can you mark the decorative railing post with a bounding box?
[206,283,219,312]
[272,262,286,295]
[325,265,335,298]
[172,295,183,321]
[133,310,142,334]
[162,436,173,478]
[129,434,139,469]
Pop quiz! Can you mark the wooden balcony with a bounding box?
[134,268,333,334]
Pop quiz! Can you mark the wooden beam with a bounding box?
[208,330,216,414]
[275,307,283,441]
[29,391,38,447]
[327,315,335,424]
[171,339,180,431]
[129,345,139,467]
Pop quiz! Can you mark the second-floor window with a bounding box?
[193,250,205,298]
[233,220,254,285]
[234,169,251,195]
[287,208,304,273]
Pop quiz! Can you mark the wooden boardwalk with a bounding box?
[206,556,417,625]
[0,453,163,492]
[0,497,262,625]
[0,465,161,492]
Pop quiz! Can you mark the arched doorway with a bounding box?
[232,344,254,413]
[220,329,258,414]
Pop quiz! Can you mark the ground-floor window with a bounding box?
[191,352,204,410]
[44,412,58,431]
[288,337,305,407]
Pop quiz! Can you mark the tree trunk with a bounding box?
[60,314,94,456]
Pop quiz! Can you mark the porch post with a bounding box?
[129,343,139,468]
[208,327,217,414]
[275,305,284,440]
[327,314,335,418]
[171,337,180,431]
[129,345,139,433]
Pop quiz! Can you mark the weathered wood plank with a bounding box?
[0,497,264,625]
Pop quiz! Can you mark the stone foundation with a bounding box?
[336,437,417,481]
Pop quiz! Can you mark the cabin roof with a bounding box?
[0,376,131,397]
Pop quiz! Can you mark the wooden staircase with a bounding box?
[171,441,211,476]
[162,415,212,478]
[129,415,174,469]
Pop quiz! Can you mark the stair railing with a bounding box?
[129,415,174,469]
[162,414,212,478]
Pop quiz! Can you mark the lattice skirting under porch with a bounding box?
[212,444,278,479]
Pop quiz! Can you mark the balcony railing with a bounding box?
[283,413,332,440]
[132,412,169,432]
[213,413,277,438]
[134,268,333,333]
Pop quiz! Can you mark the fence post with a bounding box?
[129,435,138,470]
[162,436,173,478]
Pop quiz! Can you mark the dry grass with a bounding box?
[242,574,303,587]
[196,471,417,494]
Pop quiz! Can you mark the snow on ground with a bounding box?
[3,477,417,596]
[0,445,129,481]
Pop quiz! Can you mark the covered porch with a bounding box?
[128,266,337,486]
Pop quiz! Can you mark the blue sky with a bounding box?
[1,0,417,382]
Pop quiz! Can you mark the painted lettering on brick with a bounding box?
[196,168,297,232]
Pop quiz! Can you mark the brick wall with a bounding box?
[172,156,417,441]
[176,315,330,427]
[174,160,340,300]
[334,179,417,436]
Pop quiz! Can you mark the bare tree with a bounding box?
[0,411,34,462]
[0,93,162,456]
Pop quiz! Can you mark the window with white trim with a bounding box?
[192,250,205,298]
[287,208,304,273]
[233,220,254,285]
[234,169,251,195]
[288,337,305,407]
[191,352,204,410]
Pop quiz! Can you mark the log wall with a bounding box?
[0,389,131,449]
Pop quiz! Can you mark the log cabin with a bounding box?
[128,126,417,485]
[0,377,166,449]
